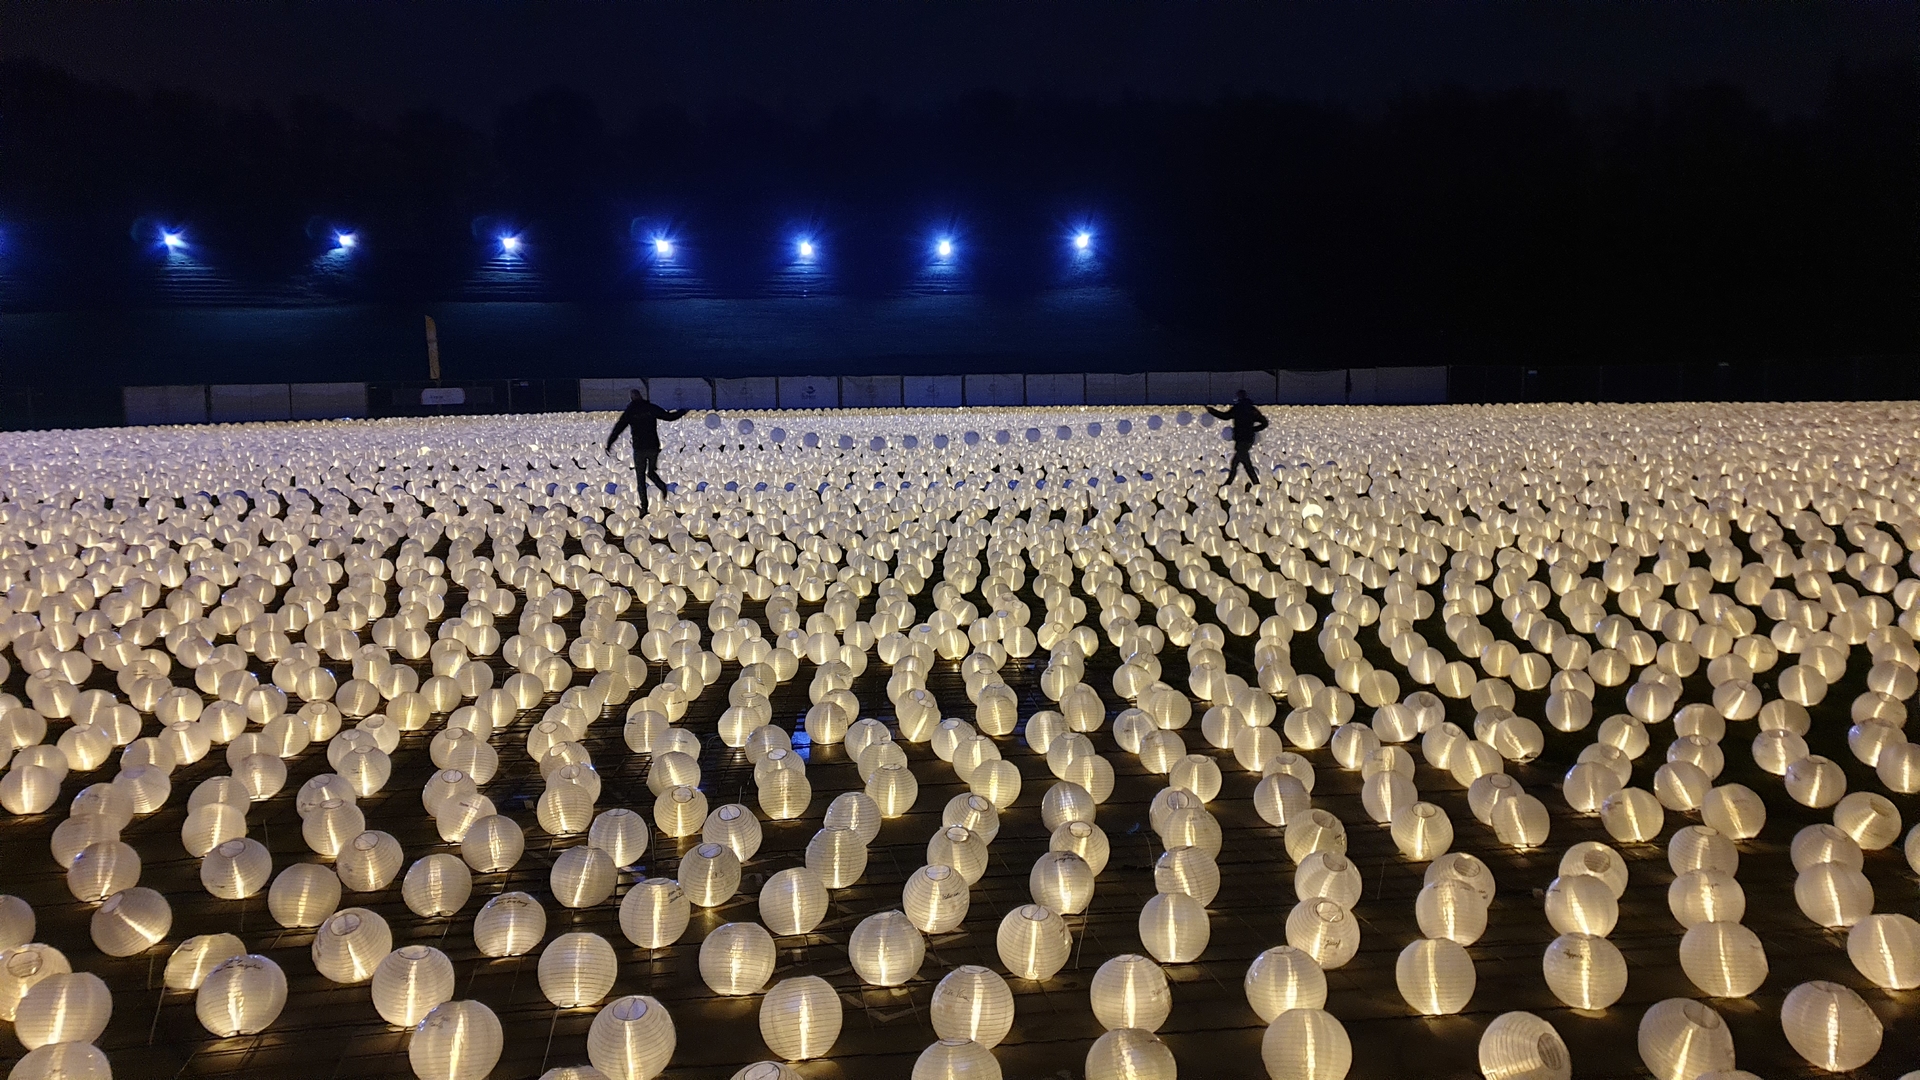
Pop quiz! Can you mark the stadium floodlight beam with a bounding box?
[653,237,673,256]
[797,239,814,259]
[500,235,521,254]
[335,232,358,250]
[1073,231,1092,251]
[161,231,185,249]
[936,238,954,259]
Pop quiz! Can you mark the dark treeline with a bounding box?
[1,57,1912,365]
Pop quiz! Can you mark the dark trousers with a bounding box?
[1226,440,1257,482]
[633,450,669,510]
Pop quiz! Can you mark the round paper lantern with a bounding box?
[1030,851,1096,914]
[0,943,68,1023]
[313,906,390,982]
[165,932,245,990]
[1670,826,1739,876]
[541,932,619,1008]
[928,826,989,885]
[1792,824,1863,872]
[201,837,271,899]
[403,854,473,918]
[1295,851,1363,909]
[1139,891,1208,963]
[1599,787,1663,844]
[1679,921,1767,997]
[997,904,1072,980]
[1477,1011,1570,1080]
[461,814,525,873]
[824,791,882,844]
[1701,784,1766,840]
[1833,792,1902,850]
[553,845,618,909]
[759,867,828,937]
[15,971,111,1048]
[655,785,708,838]
[1542,933,1626,1010]
[91,886,171,956]
[1638,999,1734,1080]
[474,891,546,957]
[589,995,676,1080]
[7,1043,114,1080]
[1545,875,1618,936]
[1091,954,1171,1031]
[373,945,456,1027]
[411,1000,503,1080]
[1042,782,1096,831]
[682,842,743,907]
[1785,755,1847,807]
[904,864,971,934]
[1285,810,1347,864]
[0,895,35,951]
[1426,853,1496,905]
[1559,842,1628,899]
[913,1038,1003,1080]
[806,826,868,889]
[590,808,650,866]
[931,965,1015,1048]
[1396,937,1475,1015]
[1154,845,1220,906]
[867,762,919,817]
[269,862,341,928]
[1416,880,1489,946]
[1491,793,1551,848]
[850,910,924,986]
[1795,862,1873,928]
[1847,913,1920,990]
[1780,980,1881,1073]
[338,830,404,893]
[197,954,287,1036]
[1287,898,1360,969]
[1244,945,1327,1023]
[1391,802,1453,860]
[620,878,690,949]
[1261,1008,1351,1080]
[760,975,841,1060]
[1086,1028,1176,1080]
[700,922,776,996]
[1669,870,1745,929]
[704,803,764,862]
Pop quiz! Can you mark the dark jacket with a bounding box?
[606,400,688,453]
[1207,400,1270,445]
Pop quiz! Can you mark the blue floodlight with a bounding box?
[500,235,521,254]
[653,237,673,256]
[161,231,185,250]
[936,237,954,259]
[1073,231,1092,251]
[796,239,814,259]
[335,232,358,250]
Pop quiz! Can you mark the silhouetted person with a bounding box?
[605,388,688,514]
[1208,390,1270,485]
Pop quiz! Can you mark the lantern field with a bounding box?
[0,401,1917,1078]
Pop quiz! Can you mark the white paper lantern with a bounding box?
[1542,933,1625,1010]
[1295,851,1363,909]
[699,922,776,995]
[197,954,287,1036]
[0,896,34,952]
[1669,826,1739,876]
[1559,841,1628,899]
[91,886,171,956]
[1780,980,1882,1073]
[903,863,972,934]
[8,1043,114,1080]
[1087,1028,1176,1080]
[1416,880,1489,946]
[1545,875,1619,937]
[403,854,473,918]
[1477,1011,1570,1080]
[1243,945,1327,1023]
[760,975,841,1060]
[165,932,245,990]
[1679,921,1768,997]
[1139,891,1208,963]
[589,995,676,1080]
[312,906,390,982]
[1795,862,1873,928]
[461,814,525,872]
[1261,1008,1351,1080]
[1030,851,1096,914]
[655,785,708,838]
[474,891,546,957]
[553,845,618,909]
[704,803,765,862]
[15,971,111,1048]
[914,1038,1003,1080]
[589,808,650,866]
[1792,824,1863,872]
[201,837,271,899]
[931,965,1014,1048]
[374,945,456,1027]
[620,878,690,949]
[1701,783,1766,839]
[1833,791,1902,850]
[753,866,824,937]
[997,904,1072,980]
[1637,998,1734,1080]
[806,825,868,889]
[850,909,924,986]
[541,931,619,1007]
[1396,937,1475,1015]
[681,842,743,907]
[411,999,503,1080]
[1846,913,1920,990]
[1286,898,1360,969]
[1091,953,1171,1031]
[338,829,404,892]
[269,862,342,928]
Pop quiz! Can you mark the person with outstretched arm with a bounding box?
[604,387,688,515]
[1208,389,1270,486]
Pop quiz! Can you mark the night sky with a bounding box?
[5,0,1912,122]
